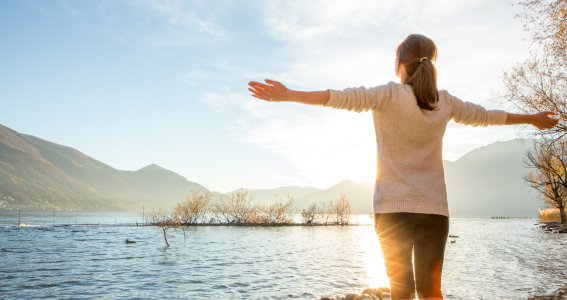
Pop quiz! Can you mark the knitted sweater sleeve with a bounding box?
[449,93,507,126]
[324,82,395,112]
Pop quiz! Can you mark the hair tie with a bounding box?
[420,57,428,62]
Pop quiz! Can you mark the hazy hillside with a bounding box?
[241,185,322,203]
[445,139,538,217]
[0,124,206,211]
[239,139,541,216]
[122,164,209,210]
[243,180,374,214]
[299,180,374,213]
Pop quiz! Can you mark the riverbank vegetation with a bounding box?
[525,141,567,224]
[150,190,354,246]
[539,208,565,223]
[153,190,354,227]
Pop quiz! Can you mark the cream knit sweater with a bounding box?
[325,82,507,217]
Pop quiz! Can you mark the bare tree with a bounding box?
[320,200,334,225]
[151,208,182,247]
[260,195,295,224]
[301,203,318,225]
[331,194,352,225]
[525,140,567,224]
[501,56,567,141]
[500,0,566,142]
[212,189,257,224]
[500,0,567,220]
[172,191,211,225]
[516,0,566,58]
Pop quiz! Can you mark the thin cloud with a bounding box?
[60,0,230,48]
[128,0,229,42]
[201,91,230,113]
[261,1,400,42]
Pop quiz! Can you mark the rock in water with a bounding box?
[355,295,380,300]
[322,287,390,300]
[345,294,358,300]
[125,239,136,244]
[362,287,390,300]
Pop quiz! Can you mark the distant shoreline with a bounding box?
[9,222,371,228]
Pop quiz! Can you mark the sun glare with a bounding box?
[360,227,389,288]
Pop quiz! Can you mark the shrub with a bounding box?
[172,191,211,225]
[260,195,295,224]
[539,208,562,223]
[212,189,257,224]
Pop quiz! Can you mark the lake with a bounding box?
[0,212,566,299]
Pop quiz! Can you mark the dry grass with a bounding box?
[539,208,561,223]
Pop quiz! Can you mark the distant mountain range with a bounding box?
[0,123,542,216]
[244,139,540,217]
[445,139,538,217]
[239,180,374,215]
[0,124,206,211]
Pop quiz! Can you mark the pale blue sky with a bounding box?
[1,0,536,192]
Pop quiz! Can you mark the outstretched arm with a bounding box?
[248,79,329,106]
[450,93,558,130]
[505,112,558,130]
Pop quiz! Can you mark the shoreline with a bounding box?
[6,222,373,228]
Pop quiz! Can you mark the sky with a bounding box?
[0,0,539,192]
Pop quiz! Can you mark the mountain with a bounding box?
[242,180,374,213]
[239,185,322,202]
[0,124,206,211]
[298,180,374,213]
[445,139,538,217]
[0,122,544,216]
[235,139,541,216]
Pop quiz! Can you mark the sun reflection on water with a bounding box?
[359,222,389,289]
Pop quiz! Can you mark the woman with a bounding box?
[247,34,558,300]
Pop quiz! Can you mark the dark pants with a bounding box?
[374,213,449,300]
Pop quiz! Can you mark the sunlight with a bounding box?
[360,227,389,288]
[240,110,379,188]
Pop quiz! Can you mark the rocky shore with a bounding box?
[320,288,390,300]
[538,222,567,233]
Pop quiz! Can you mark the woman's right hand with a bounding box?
[248,79,292,102]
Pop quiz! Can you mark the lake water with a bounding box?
[0,212,566,299]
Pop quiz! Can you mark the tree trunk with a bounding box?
[162,228,170,247]
[560,205,566,225]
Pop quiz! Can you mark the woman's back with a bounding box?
[325,81,507,216]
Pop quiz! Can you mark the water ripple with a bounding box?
[1,216,566,299]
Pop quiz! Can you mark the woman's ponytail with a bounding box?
[396,34,439,111]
